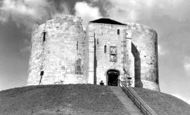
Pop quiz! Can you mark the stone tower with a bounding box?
[28,15,86,85]
[128,23,159,91]
[28,15,159,91]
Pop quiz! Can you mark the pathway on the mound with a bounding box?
[110,86,143,115]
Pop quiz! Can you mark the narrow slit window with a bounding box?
[76,41,78,50]
[75,58,82,74]
[43,31,46,42]
[40,71,44,76]
[39,71,44,84]
[117,29,120,35]
[104,45,107,53]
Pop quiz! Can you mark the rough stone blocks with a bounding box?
[28,15,160,91]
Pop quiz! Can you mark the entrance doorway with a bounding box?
[107,69,120,86]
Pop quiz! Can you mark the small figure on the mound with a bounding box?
[100,80,104,86]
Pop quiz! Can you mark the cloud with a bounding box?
[105,0,154,22]
[2,0,35,15]
[74,1,102,25]
[0,0,96,29]
[0,0,103,28]
[105,0,190,23]
[19,39,31,54]
[51,2,71,19]
[158,45,167,56]
[0,0,53,28]
[0,11,7,23]
[183,57,190,75]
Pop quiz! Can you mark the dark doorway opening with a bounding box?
[107,69,120,86]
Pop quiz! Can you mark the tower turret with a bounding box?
[28,15,86,85]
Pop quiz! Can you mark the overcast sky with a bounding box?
[0,0,190,104]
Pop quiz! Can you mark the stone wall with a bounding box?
[127,23,159,91]
[28,15,86,85]
[87,23,134,86]
[28,15,160,91]
[86,22,160,91]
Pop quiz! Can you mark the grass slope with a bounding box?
[0,85,127,115]
[134,88,190,115]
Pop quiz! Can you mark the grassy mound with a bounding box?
[1,84,189,115]
[134,88,190,115]
[0,85,127,115]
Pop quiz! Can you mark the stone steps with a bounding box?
[110,86,143,115]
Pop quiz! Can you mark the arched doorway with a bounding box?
[107,69,120,86]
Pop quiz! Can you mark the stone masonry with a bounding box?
[28,15,160,91]
[28,15,86,85]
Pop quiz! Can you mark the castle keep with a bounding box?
[28,15,159,91]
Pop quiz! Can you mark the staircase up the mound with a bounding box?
[110,86,143,115]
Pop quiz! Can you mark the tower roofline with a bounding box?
[90,18,126,25]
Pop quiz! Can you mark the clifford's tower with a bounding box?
[28,15,159,91]
[2,15,190,115]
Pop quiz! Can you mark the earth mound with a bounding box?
[0,84,190,115]
[0,84,127,115]
[134,88,190,115]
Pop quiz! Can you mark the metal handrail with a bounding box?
[119,80,157,115]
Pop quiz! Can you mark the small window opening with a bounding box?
[117,29,120,35]
[39,71,44,84]
[97,39,99,45]
[75,58,82,74]
[76,41,78,50]
[110,46,117,62]
[104,45,107,53]
[40,71,44,76]
[43,31,46,42]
